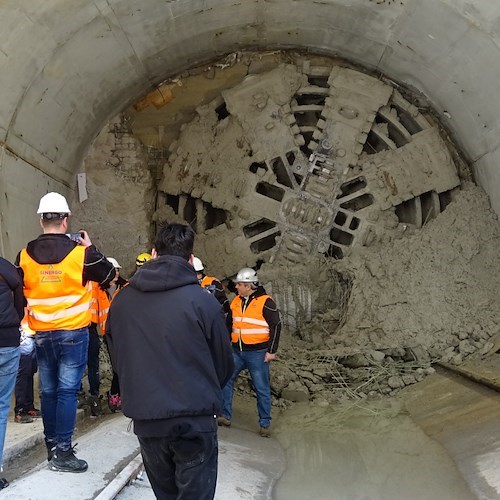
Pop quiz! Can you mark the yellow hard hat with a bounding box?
[136,252,151,267]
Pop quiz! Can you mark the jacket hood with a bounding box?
[129,255,198,292]
[26,234,76,264]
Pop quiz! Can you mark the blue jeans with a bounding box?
[222,349,271,428]
[0,347,20,469]
[139,430,218,500]
[35,328,89,451]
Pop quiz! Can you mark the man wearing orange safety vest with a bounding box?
[192,257,230,315]
[15,192,115,474]
[86,256,125,416]
[219,267,281,438]
[85,280,111,416]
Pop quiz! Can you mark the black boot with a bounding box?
[0,478,9,489]
[49,446,88,473]
[45,440,56,461]
[87,394,101,417]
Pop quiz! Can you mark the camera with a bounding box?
[67,232,83,242]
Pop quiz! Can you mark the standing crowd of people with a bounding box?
[0,191,281,499]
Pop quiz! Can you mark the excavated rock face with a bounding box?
[79,52,500,402]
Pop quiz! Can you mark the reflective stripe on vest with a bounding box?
[20,246,92,332]
[101,283,128,333]
[230,294,270,346]
[90,283,111,334]
[20,311,35,336]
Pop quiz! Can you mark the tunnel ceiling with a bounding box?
[3,0,500,258]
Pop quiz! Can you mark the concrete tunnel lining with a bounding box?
[2,3,500,497]
[2,0,500,260]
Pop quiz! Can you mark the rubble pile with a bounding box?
[262,184,500,404]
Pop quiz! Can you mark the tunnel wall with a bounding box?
[1,0,500,258]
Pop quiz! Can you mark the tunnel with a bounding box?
[1,1,500,498]
[2,0,500,258]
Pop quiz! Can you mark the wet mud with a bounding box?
[271,398,474,500]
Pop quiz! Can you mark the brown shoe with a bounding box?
[217,416,231,427]
[26,408,42,418]
[259,426,271,438]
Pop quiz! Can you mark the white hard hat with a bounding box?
[192,257,204,272]
[235,267,258,283]
[37,192,71,215]
[107,257,121,269]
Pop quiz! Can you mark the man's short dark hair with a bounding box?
[154,223,195,260]
[40,215,67,230]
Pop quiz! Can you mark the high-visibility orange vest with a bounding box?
[101,283,128,334]
[20,246,92,332]
[200,276,215,288]
[200,276,217,288]
[20,311,35,336]
[90,283,110,334]
[230,294,270,346]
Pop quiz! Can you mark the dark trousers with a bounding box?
[103,335,120,395]
[138,430,218,500]
[15,350,37,413]
[87,325,100,396]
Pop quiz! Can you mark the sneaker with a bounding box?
[107,392,121,413]
[87,395,101,417]
[15,410,33,424]
[49,446,88,473]
[0,478,9,490]
[259,426,271,438]
[26,408,42,418]
[217,416,231,427]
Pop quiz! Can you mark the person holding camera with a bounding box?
[15,192,115,473]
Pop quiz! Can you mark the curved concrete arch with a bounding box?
[2,0,500,257]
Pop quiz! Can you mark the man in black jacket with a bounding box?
[0,256,24,490]
[106,223,234,500]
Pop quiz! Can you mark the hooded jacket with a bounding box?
[16,234,116,288]
[106,255,234,423]
[0,257,23,347]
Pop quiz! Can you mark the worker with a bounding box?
[135,252,151,272]
[16,192,115,473]
[14,315,40,424]
[106,223,234,499]
[0,256,23,490]
[219,267,281,437]
[102,257,127,413]
[192,256,230,315]
[84,277,111,417]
